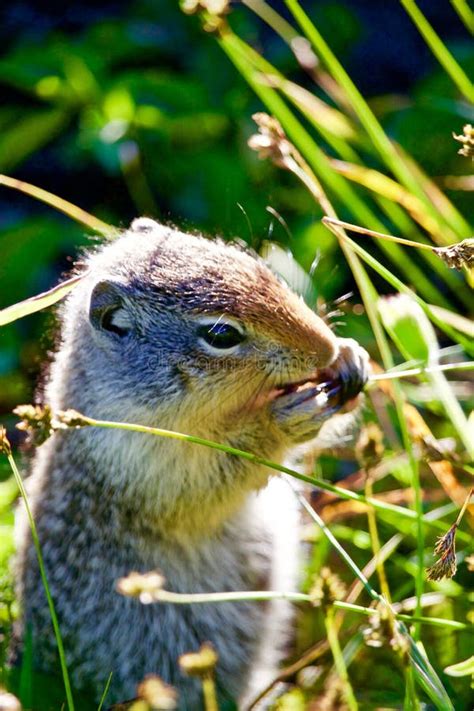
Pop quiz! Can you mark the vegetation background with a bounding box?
[0,1,472,709]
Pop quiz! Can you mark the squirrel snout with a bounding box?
[290,307,339,370]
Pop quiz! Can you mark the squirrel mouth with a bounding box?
[273,375,341,407]
[258,342,368,415]
[272,365,361,413]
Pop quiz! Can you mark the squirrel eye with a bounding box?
[197,322,245,351]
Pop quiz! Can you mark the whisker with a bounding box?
[266,206,293,242]
[236,202,254,246]
[333,291,353,306]
[325,309,344,321]
[309,251,321,277]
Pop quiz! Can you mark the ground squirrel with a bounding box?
[14,218,368,709]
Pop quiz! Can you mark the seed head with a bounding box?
[179,643,218,678]
[310,567,346,608]
[453,124,474,160]
[180,0,229,32]
[248,113,296,169]
[434,239,474,271]
[136,675,177,710]
[0,427,12,457]
[14,405,88,445]
[116,571,165,604]
[426,523,458,581]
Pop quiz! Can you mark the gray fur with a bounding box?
[14,221,368,708]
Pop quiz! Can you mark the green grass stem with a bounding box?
[369,361,474,380]
[0,174,112,237]
[324,606,359,710]
[5,450,75,711]
[283,0,467,239]
[128,587,467,631]
[78,416,424,526]
[97,673,112,711]
[401,0,474,102]
[450,0,474,32]
[0,274,84,327]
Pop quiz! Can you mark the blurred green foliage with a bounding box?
[0,1,473,708]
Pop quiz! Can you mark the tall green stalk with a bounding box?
[3,446,75,711]
[284,0,471,238]
[325,607,358,710]
[401,0,474,101]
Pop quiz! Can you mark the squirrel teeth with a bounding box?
[273,373,360,413]
[273,377,337,410]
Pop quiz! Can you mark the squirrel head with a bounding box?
[59,218,338,435]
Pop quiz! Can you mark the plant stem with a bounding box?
[450,0,474,32]
[323,217,436,251]
[455,488,473,526]
[130,587,467,630]
[401,0,474,102]
[294,485,382,602]
[0,174,112,236]
[404,665,420,711]
[365,472,392,602]
[0,274,84,327]
[369,361,474,380]
[325,606,358,710]
[242,0,297,43]
[79,414,421,523]
[202,676,219,711]
[5,450,75,711]
[97,673,113,711]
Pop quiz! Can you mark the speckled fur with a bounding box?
[14,220,367,709]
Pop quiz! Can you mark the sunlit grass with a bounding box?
[0,1,472,709]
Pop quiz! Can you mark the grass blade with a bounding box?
[284,0,464,237]
[322,218,474,356]
[0,274,83,327]
[401,0,474,101]
[97,672,112,711]
[450,0,474,33]
[0,174,112,236]
[2,441,75,711]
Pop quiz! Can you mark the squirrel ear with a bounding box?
[89,280,133,337]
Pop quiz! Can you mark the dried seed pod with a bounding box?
[179,643,218,677]
[137,675,177,711]
[453,124,474,160]
[433,239,474,271]
[116,571,165,604]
